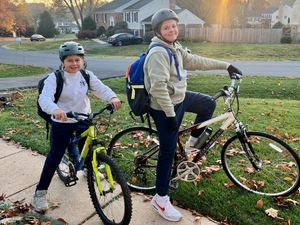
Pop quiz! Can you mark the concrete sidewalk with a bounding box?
[0,139,219,225]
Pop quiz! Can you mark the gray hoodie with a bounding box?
[144,36,230,117]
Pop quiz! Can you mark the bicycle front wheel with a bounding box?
[222,131,300,196]
[86,151,132,225]
[107,127,159,193]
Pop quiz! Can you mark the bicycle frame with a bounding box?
[70,124,115,193]
[178,111,239,161]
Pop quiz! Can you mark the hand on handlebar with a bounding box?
[53,108,68,121]
[227,65,242,78]
[110,97,122,110]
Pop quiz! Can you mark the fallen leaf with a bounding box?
[49,202,61,210]
[257,199,263,208]
[224,180,234,188]
[275,130,281,138]
[265,208,284,221]
[193,216,202,222]
[57,218,68,224]
[265,208,279,218]
[197,190,204,196]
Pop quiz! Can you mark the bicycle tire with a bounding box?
[86,151,132,225]
[221,131,300,196]
[107,127,159,193]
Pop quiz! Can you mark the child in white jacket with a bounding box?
[33,41,121,213]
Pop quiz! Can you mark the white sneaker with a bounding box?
[185,145,200,155]
[151,194,182,222]
[33,190,48,213]
[185,136,200,155]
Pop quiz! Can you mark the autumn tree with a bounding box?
[0,0,31,35]
[0,0,15,33]
[12,0,32,35]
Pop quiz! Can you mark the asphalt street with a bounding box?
[0,41,299,79]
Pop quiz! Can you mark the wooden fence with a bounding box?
[184,27,283,43]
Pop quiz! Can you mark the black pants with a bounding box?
[150,91,216,196]
[36,121,87,191]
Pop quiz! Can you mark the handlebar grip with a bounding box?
[66,111,75,118]
[212,90,224,101]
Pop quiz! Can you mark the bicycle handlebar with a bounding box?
[211,73,242,101]
[66,103,114,122]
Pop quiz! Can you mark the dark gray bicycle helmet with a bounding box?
[151,8,179,33]
[59,41,84,61]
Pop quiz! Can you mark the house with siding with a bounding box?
[291,0,300,30]
[247,0,299,28]
[93,0,205,36]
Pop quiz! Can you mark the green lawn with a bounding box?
[1,41,300,225]
[6,39,300,61]
[0,74,299,225]
[0,63,48,78]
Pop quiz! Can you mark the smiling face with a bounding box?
[63,55,84,73]
[159,19,179,43]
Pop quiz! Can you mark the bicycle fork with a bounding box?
[92,147,115,195]
[236,125,263,170]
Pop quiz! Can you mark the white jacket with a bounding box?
[38,70,116,115]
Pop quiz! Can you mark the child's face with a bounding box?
[63,55,84,73]
[159,19,179,43]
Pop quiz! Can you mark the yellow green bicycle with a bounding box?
[56,104,132,225]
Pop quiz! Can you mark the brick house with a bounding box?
[93,0,205,36]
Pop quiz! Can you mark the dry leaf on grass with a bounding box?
[256,198,263,208]
[224,180,234,188]
[274,196,300,207]
[265,208,284,221]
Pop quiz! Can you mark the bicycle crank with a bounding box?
[172,161,201,183]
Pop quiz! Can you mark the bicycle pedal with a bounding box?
[64,176,78,187]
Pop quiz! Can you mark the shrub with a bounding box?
[280,36,292,44]
[82,16,96,30]
[96,26,106,37]
[77,30,97,39]
[105,26,114,37]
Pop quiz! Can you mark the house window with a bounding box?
[133,12,138,22]
[126,12,131,23]
[103,13,107,23]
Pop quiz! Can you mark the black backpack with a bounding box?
[125,44,180,119]
[37,69,90,138]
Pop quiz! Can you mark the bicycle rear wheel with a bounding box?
[107,127,159,193]
[222,131,300,196]
[86,151,132,225]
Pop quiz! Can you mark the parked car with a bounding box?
[30,34,46,41]
[107,33,143,46]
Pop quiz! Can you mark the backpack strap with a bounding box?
[148,44,181,81]
[44,71,63,139]
[54,70,64,103]
[80,69,91,90]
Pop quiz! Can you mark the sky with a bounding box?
[25,0,52,5]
